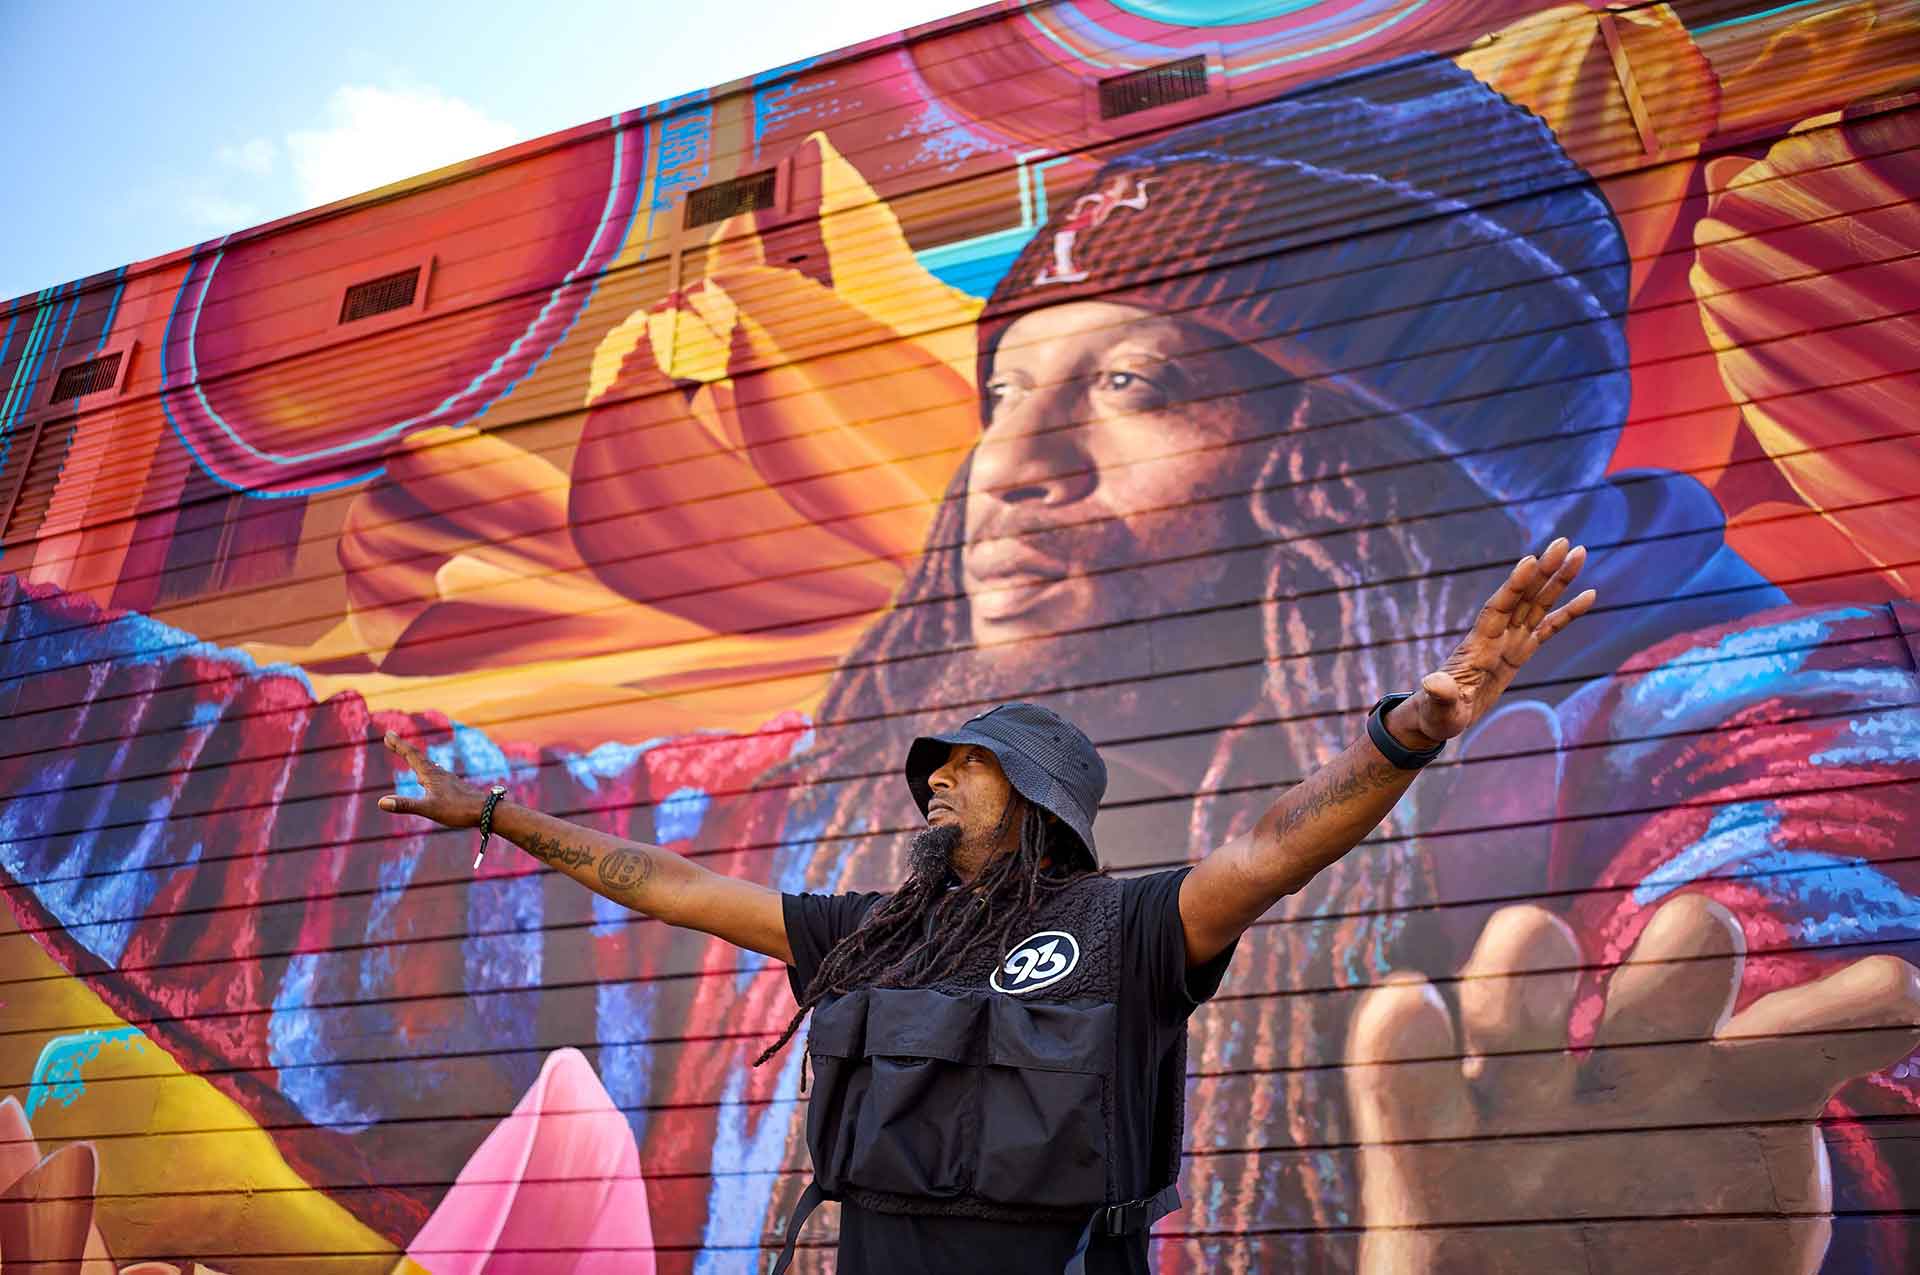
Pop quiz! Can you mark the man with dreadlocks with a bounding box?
[381,535,1595,1274]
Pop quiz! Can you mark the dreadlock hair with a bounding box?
[720,318,1529,1264]
[734,371,1524,1245]
[753,794,1094,1067]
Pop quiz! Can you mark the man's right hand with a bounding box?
[377,730,491,828]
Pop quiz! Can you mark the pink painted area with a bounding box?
[404,1048,655,1275]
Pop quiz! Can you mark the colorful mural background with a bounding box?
[4,1,1920,1271]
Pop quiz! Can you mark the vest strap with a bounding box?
[1063,1183,1181,1275]
[770,1180,827,1275]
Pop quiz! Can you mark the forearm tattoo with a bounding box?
[519,830,595,870]
[598,850,652,893]
[1269,747,1404,842]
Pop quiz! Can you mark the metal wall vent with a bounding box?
[49,351,124,404]
[339,267,421,324]
[1099,55,1209,119]
[684,169,778,229]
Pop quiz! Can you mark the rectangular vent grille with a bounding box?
[1099,55,1209,119]
[49,351,124,404]
[684,169,778,229]
[339,268,421,324]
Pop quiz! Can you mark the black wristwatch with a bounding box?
[1367,693,1444,770]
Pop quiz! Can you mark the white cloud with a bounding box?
[216,137,277,177]
[286,84,523,209]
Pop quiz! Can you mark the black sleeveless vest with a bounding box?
[774,874,1185,1271]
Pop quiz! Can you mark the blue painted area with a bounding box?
[464,871,544,1078]
[656,786,712,843]
[563,738,662,793]
[1032,0,1438,72]
[1627,608,1872,723]
[1607,608,1883,783]
[1635,802,1779,906]
[0,574,314,691]
[366,847,425,941]
[449,720,540,786]
[1750,852,1920,947]
[591,890,633,938]
[751,56,827,153]
[694,1048,807,1266]
[1811,706,1920,768]
[94,269,127,353]
[906,96,998,171]
[16,812,200,967]
[1109,0,1337,25]
[918,239,1028,298]
[596,978,659,1146]
[1633,806,1920,948]
[25,1027,146,1116]
[652,105,714,213]
[269,954,386,1131]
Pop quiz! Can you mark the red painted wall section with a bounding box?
[3,2,1919,1272]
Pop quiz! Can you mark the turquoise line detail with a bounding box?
[52,287,82,357]
[95,269,127,353]
[1694,0,1824,34]
[1109,0,1332,26]
[1229,1,1434,73]
[0,287,64,499]
[0,288,55,429]
[25,1026,146,1116]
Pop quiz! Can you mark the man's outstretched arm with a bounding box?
[378,732,792,962]
[1178,538,1596,966]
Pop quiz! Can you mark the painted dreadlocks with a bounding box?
[754,797,1093,1066]
[736,373,1514,1239]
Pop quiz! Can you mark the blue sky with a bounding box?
[0,0,974,303]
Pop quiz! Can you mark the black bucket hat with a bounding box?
[904,702,1108,870]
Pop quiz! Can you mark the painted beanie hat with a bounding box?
[977,56,1631,537]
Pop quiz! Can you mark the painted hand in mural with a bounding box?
[376,730,490,828]
[1388,537,1596,749]
[1347,895,1920,1273]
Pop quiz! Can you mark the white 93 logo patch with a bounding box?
[990,930,1081,994]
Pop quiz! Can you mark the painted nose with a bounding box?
[971,384,1096,509]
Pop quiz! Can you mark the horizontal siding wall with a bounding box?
[4,2,1920,1273]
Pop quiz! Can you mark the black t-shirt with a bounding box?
[781,867,1235,1275]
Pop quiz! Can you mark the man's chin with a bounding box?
[967,590,1099,651]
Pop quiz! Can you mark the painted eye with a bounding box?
[1098,369,1167,408]
[984,379,1024,417]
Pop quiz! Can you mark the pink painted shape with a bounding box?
[404,1048,655,1275]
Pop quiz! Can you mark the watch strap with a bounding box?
[1367,693,1444,770]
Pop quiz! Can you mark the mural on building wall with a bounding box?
[3,1,1919,1272]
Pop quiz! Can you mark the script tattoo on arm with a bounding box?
[1268,749,1404,844]
[520,830,595,870]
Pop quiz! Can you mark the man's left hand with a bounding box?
[1389,537,1595,749]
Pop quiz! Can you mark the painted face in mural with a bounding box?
[965,300,1281,648]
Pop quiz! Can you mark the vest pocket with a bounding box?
[808,988,984,1199]
[977,998,1114,1207]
